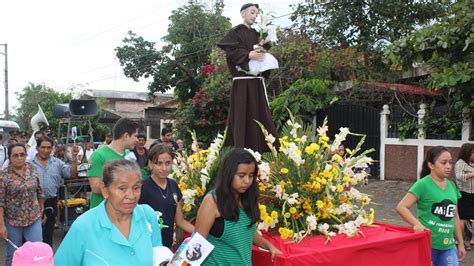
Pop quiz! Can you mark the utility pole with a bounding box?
[0,44,8,120]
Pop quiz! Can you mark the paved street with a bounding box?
[1,180,473,265]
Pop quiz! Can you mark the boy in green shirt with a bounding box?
[87,118,139,208]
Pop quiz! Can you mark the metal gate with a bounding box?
[316,104,380,177]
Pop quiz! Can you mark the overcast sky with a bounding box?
[0,0,301,116]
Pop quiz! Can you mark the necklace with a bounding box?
[158,181,169,199]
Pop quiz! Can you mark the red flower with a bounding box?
[200,119,209,126]
[202,64,216,75]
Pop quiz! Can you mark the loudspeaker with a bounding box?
[52,104,70,118]
[69,100,97,116]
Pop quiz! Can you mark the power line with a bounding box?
[84,12,295,84]
[74,1,176,43]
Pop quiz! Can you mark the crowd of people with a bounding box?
[2,115,472,266]
[0,2,473,265]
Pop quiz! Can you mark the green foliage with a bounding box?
[386,1,474,106]
[116,0,231,102]
[396,115,418,141]
[13,83,73,135]
[270,79,336,129]
[266,30,322,95]
[386,1,472,139]
[291,0,449,79]
[174,49,231,145]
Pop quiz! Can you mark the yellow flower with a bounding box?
[259,182,266,192]
[310,143,320,151]
[295,138,301,142]
[296,149,302,156]
[193,161,202,168]
[316,200,324,209]
[342,176,351,183]
[178,182,187,190]
[271,211,279,219]
[279,180,286,190]
[189,154,198,161]
[289,207,297,214]
[280,140,290,148]
[183,204,192,212]
[312,182,321,191]
[199,149,209,155]
[259,204,267,213]
[284,212,291,218]
[196,187,205,197]
[280,168,289,175]
[362,196,370,206]
[369,208,375,222]
[332,154,342,162]
[345,148,353,155]
[278,228,294,240]
[305,146,314,155]
[264,216,274,225]
[336,184,344,193]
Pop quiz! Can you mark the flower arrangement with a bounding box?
[254,112,375,242]
[254,5,278,45]
[173,131,227,220]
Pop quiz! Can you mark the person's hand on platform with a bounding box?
[0,223,7,239]
[249,50,265,61]
[457,242,466,261]
[268,244,282,262]
[412,223,426,232]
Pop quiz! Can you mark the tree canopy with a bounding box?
[116,0,231,101]
[290,0,450,79]
[14,83,73,134]
[386,0,474,106]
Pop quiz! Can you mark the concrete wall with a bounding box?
[384,145,462,181]
[384,145,418,181]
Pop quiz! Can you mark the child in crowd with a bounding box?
[139,143,194,249]
[397,146,466,265]
[195,148,281,265]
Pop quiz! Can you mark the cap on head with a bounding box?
[240,3,259,12]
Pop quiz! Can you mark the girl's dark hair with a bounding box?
[102,159,140,188]
[457,143,473,164]
[420,146,450,178]
[215,148,259,227]
[148,143,174,163]
[7,143,26,158]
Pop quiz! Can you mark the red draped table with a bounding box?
[252,223,431,266]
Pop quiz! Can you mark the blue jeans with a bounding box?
[5,219,42,266]
[432,247,458,266]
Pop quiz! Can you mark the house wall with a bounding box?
[115,100,155,113]
[144,108,176,139]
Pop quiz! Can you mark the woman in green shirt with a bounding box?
[397,146,466,265]
[195,148,281,265]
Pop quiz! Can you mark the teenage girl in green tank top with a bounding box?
[397,146,466,265]
[195,148,281,265]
